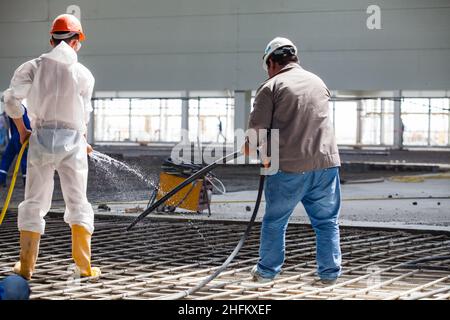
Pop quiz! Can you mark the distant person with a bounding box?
[0,275,30,300]
[400,118,405,150]
[0,105,31,187]
[216,117,226,142]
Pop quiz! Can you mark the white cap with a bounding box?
[262,37,297,71]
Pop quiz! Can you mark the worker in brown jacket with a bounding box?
[244,37,342,284]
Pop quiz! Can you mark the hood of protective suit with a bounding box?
[4,37,94,134]
[40,41,77,65]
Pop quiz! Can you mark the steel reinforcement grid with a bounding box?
[0,212,449,300]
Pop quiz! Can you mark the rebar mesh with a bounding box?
[0,212,448,300]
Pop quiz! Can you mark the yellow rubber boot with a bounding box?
[13,230,41,280]
[71,224,101,277]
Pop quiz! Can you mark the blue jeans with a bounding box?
[257,167,342,280]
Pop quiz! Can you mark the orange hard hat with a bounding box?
[50,14,85,41]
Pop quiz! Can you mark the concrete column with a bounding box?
[128,98,132,141]
[427,98,432,146]
[181,91,189,142]
[356,99,363,145]
[197,97,201,141]
[87,99,95,144]
[158,99,162,141]
[380,98,385,145]
[234,90,251,132]
[163,99,168,142]
[225,97,230,139]
[393,91,403,149]
[448,99,450,146]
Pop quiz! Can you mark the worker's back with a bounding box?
[25,41,94,133]
[250,62,340,173]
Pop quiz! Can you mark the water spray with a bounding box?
[126,150,266,300]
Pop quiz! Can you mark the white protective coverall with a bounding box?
[3,41,95,235]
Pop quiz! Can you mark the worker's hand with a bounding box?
[19,129,32,145]
[13,117,31,144]
[241,141,250,156]
[241,140,260,158]
[262,158,271,169]
[86,143,94,155]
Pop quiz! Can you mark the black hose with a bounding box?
[160,174,265,300]
[126,151,240,231]
[126,150,266,299]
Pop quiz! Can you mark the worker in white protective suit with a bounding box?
[2,14,100,280]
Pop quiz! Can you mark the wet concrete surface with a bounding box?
[88,178,450,232]
[88,145,450,165]
[1,148,449,232]
[1,154,445,203]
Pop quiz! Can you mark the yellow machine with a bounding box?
[156,172,211,213]
[150,158,216,214]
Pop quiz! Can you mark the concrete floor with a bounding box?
[88,177,449,233]
[211,178,450,231]
[1,213,449,300]
[1,148,449,300]
[90,145,450,165]
[1,148,449,232]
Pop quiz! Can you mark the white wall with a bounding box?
[1,0,449,91]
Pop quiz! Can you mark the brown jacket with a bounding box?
[248,63,340,172]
